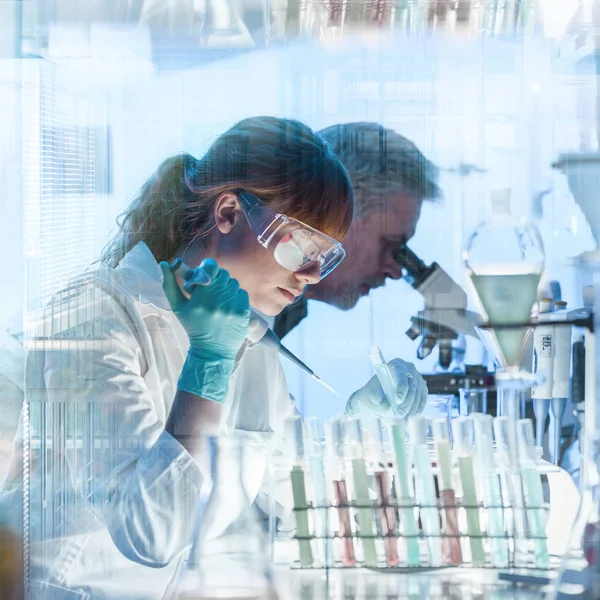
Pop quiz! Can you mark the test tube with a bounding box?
[493,416,528,567]
[368,346,399,415]
[306,417,330,567]
[451,417,486,565]
[408,416,443,566]
[516,419,550,568]
[286,415,313,567]
[388,420,421,566]
[472,414,509,568]
[347,417,378,567]
[373,419,399,566]
[325,416,356,566]
[431,418,462,565]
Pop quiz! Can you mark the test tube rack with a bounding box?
[278,460,558,573]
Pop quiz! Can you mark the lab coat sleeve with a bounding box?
[29,278,204,568]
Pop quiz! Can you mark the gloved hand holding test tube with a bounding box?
[363,346,428,419]
[169,259,338,395]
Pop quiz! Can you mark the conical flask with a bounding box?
[463,189,545,371]
[176,436,277,600]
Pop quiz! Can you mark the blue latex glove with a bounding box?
[159,258,250,403]
[346,358,428,419]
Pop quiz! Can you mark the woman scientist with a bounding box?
[3,116,426,600]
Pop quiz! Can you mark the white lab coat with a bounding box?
[2,242,295,600]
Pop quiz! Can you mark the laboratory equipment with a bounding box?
[463,189,545,420]
[472,414,509,568]
[388,419,421,567]
[325,416,356,567]
[550,301,572,466]
[451,417,486,565]
[516,419,549,569]
[395,244,483,369]
[431,417,462,565]
[176,436,276,600]
[347,417,378,567]
[408,415,443,566]
[372,419,399,567]
[170,259,338,395]
[463,189,545,374]
[532,298,554,449]
[286,415,314,568]
[459,387,488,416]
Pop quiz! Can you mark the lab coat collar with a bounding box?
[115,242,171,311]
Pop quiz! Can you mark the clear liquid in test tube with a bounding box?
[516,418,549,568]
[472,414,509,568]
[373,419,399,566]
[306,417,330,567]
[408,416,442,566]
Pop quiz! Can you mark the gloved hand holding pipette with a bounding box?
[159,258,251,403]
[346,347,428,419]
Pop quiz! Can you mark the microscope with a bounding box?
[394,245,495,397]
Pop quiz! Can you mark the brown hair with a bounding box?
[102,116,354,267]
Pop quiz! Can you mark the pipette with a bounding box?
[169,259,338,396]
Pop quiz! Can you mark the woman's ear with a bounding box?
[213,192,243,234]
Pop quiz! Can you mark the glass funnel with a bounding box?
[175,436,277,600]
[463,189,545,375]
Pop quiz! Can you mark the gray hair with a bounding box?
[318,122,441,215]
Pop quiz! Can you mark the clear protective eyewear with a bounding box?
[237,190,346,279]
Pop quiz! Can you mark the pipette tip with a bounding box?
[312,374,339,397]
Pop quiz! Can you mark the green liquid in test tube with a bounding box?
[451,417,486,565]
[517,419,549,568]
[408,416,442,566]
[472,414,509,568]
[389,421,421,566]
[286,415,313,567]
[348,417,378,567]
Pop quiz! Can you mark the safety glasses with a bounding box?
[237,190,346,280]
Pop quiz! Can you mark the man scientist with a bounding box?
[273,122,442,418]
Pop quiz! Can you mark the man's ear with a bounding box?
[214,192,243,234]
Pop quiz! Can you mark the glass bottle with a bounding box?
[176,436,277,600]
